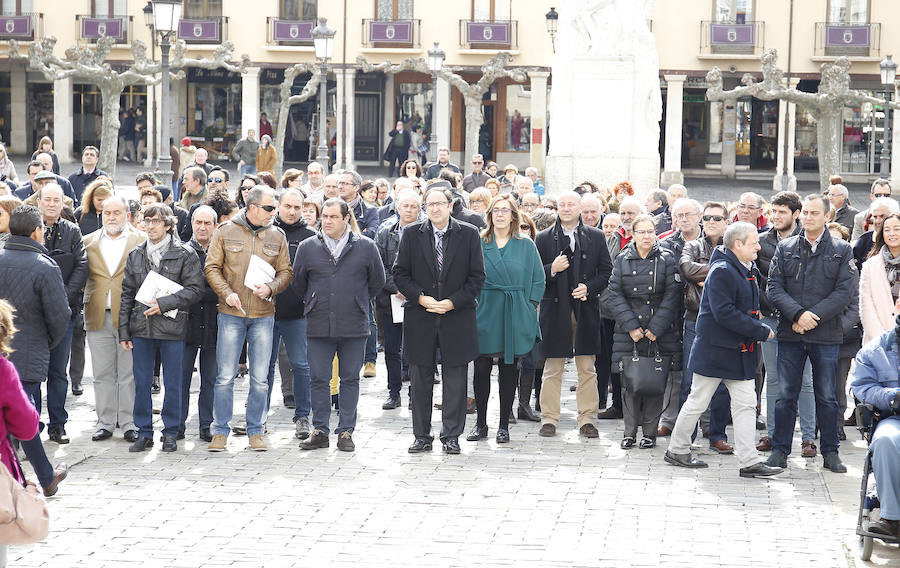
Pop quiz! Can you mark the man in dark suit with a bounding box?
[394,186,485,455]
[384,120,411,177]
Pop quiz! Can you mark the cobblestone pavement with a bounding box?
[10,355,899,567]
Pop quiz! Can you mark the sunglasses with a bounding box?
[252,204,276,212]
[874,193,892,198]
[702,215,725,222]
[519,224,530,230]
[209,177,225,183]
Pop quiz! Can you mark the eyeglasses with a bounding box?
[252,204,276,212]
[633,229,656,236]
[492,207,512,215]
[737,203,760,211]
[673,212,698,220]
[874,193,892,198]
[472,161,483,164]
[241,185,254,191]
[209,177,225,183]
[424,201,449,209]
[140,218,164,226]
[702,215,725,222]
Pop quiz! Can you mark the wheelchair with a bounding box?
[854,398,900,560]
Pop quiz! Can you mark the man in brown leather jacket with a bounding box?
[204,185,292,452]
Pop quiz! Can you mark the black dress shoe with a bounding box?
[232,425,247,436]
[48,428,70,444]
[123,430,139,442]
[382,396,401,410]
[442,438,461,454]
[466,425,488,441]
[408,439,433,453]
[199,428,213,442]
[739,462,784,478]
[128,436,154,452]
[71,383,83,396]
[161,435,177,452]
[517,403,541,422]
[664,450,708,468]
[283,395,296,409]
[496,428,510,444]
[160,432,187,442]
[597,407,623,419]
[151,377,161,394]
[92,428,113,441]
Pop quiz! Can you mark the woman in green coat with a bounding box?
[467,193,545,444]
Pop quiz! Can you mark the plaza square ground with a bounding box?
[9,353,900,568]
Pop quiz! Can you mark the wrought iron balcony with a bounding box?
[266,17,314,46]
[362,19,420,49]
[459,20,517,50]
[177,16,227,44]
[700,21,765,56]
[76,15,132,44]
[0,13,42,42]
[815,22,880,57]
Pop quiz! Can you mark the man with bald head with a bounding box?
[535,191,613,438]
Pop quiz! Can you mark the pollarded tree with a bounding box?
[274,63,322,178]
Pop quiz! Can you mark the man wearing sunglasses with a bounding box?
[204,185,293,453]
[852,178,893,241]
[462,154,490,194]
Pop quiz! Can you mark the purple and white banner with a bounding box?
[0,16,32,39]
[178,19,220,42]
[81,18,124,40]
[465,22,510,45]
[369,20,412,43]
[710,23,754,45]
[272,19,313,42]
[825,25,870,47]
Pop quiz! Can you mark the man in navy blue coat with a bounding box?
[665,222,783,478]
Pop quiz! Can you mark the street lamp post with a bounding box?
[144,0,182,190]
[312,18,335,171]
[545,7,558,53]
[427,42,445,164]
[881,55,897,176]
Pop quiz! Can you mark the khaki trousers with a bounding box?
[540,355,599,427]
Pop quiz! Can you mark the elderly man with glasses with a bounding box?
[853,178,894,241]
[734,192,769,232]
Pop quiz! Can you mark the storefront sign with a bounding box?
[465,22,510,45]
[825,25,870,47]
[710,23,754,45]
[81,18,124,41]
[178,19,220,42]
[186,67,241,83]
[0,16,32,39]
[272,19,313,42]
[369,20,412,44]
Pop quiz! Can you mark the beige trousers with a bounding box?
[540,355,599,427]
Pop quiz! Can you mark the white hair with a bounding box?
[525,167,539,176]
[618,196,645,213]
[871,197,900,215]
[724,221,758,250]
[671,197,701,214]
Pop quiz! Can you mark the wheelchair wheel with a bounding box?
[860,535,874,561]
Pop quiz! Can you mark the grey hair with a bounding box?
[525,166,539,176]
[617,196,645,214]
[246,185,275,207]
[37,182,64,199]
[648,189,668,207]
[872,196,900,215]
[191,205,217,222]
[307,161,324,174]
[393,177,414,191]
[338,169,362,187]
[739,191,763,208]
[671,197,702,214]
[829,184,849,198]
[279,188,305,203]
[871,178,892,194]
[724,221,758,250]
[394,188,421,207]
[102,194,130,213]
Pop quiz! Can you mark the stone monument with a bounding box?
[545,0,661,196]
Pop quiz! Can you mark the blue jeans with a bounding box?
[212,313,274,437]
[132,337,184,438]
[773,341,840,456]
[181,344,216,431]
[19,382,54,488]
[307,336,366,435]
[871,416,900,520]
[681,318,730,442]
[266,318,311,420]
[239,164,257,176]
[46,319,73,429]
[365,301,377,364]
[382,318,404,397]
[761,316,815,440]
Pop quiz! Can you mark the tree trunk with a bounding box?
[463,93,483,169]
[816,111,841,192]
[99,84,124,177]
[275,96,290,180]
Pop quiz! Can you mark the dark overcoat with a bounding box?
[393,217,485,366]
[535,220,612,358]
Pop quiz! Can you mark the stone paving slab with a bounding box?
[8,357,899,566]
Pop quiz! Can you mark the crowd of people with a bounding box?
[1,145,898,502]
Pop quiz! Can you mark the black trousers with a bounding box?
[473,355,519,430]
[596,318,616,409]
[386,150,406,177]
[410,363,467,442]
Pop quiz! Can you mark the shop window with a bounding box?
[714,0,753,23]
[794,107,818,172]
[472,0,510,21]
[828,0,868,24]
[504,84,530,152]
[187,81,242,156]
[377,0,413,20]
[735,99,751,159]
[184,0,222,19]
[92,0,126,17]
[280,0,315,20]
[0,0,32,15]
[395,81,432,140]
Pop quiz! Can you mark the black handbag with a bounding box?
[621,341,671,397]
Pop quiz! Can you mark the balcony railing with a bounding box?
[0,13,42,42]
[700,21,765,55]
[76,15,132,44]
[177,16,227,44]
[362,19,420,48]
[815,22,880,57]
[459,20,517,50]
[266,17,313,45]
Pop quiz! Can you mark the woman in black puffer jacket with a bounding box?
[607,214,682,450]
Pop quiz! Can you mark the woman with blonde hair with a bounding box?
[0,143,17,183]
[74,179,113,235]
[467,187,492,217]
[0,195,22,250]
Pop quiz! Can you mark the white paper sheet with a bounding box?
[244,254,276,290]
[135,270,183,319]
[390,294,404,324]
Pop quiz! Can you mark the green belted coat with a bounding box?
[475,235,545,363]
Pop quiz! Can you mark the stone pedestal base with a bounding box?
[547,154,660,198]
[660,170,684,186]
[772,173,797,193]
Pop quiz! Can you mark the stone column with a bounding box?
[335,68,356,171]
[528,71,550,175]
[53,77,74,164]
[382,74,394,164]
[436,76,451,153]
[773,79,799,192]
[241,67,261,139]
[10,68,26,156]
[721,98,737,179]
[660,74,686,186]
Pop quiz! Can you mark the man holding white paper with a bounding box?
[204,186,293,452]
[375,189,423,410]
[119,204,203,453]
